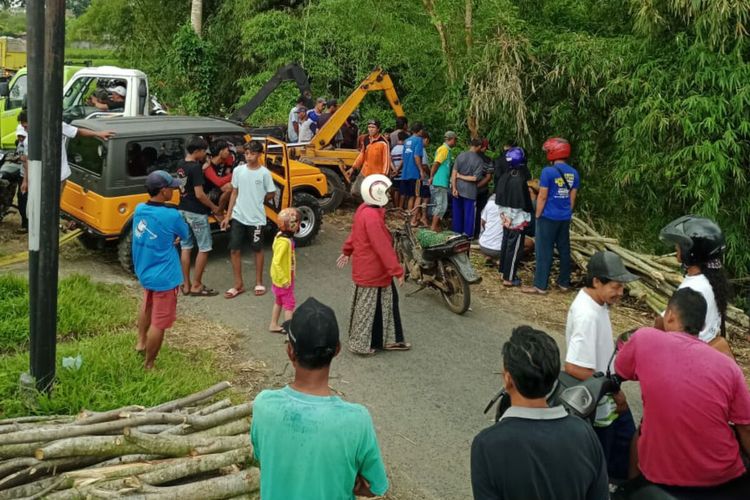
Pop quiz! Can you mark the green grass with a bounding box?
[64,47,121,67]
[0,274,135,352]
[0,332,226,418]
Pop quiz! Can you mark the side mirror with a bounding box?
[0,82,9,98]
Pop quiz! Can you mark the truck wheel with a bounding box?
[78,232,104,251]
[293,192,322,247]
[117,227,134,274]
[319,168,345,213]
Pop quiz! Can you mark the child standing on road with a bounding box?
[132,170,189,370]
[221,140,277,298]
[269,208,300,334]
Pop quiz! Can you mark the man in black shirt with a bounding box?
[471,325,608,500]
[176,136,221,297]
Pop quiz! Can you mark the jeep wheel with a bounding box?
[118,227,134,274]
[78,232,104,251]
[293,192,322,247]
[319,168,346,213]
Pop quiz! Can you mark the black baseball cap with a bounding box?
[283,298,340,356]
[145,170,182,191]
[587,251,639,283]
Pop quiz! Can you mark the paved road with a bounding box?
[57,222,641,499]
[170,223,537,499]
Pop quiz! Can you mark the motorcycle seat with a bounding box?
[416,229,464,249]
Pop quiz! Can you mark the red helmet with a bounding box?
[542,137,571,162]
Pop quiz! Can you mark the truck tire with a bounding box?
[118,227,134,274]
[319,168,346,213]
[78,232,104,250]
[293,192,322,247]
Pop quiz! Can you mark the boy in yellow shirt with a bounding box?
[269,208,300,333]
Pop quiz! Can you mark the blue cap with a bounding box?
[145,170,182,191]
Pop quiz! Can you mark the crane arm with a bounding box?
[310,67,405,150]
[229,63,314,123]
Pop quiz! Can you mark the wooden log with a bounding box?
[87,455,161,469]
[0,475,72,500]
[0,441,44,459]
[189,418,251,439]
[0,415,73,426]
[2,413,188,445]
[147,382,232,413]
[194,399,232,416]
[0,456,102,491]
[75,406,145,426]
[569,235,618,244]
[133,468,259,500]
[34,430,246,461]
[0,456,37,477]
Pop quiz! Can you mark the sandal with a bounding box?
[190,286,219,297]
[224,287,245,299]
[254,285,267,296]
[348,346,376,356]
[521,286,548,295]
[180,285,191,296]
[269,327,287,334]
[384,342,411,351]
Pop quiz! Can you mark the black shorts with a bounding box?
[417,180,430,198]
[399,179,417,197]
[228,220,264,252]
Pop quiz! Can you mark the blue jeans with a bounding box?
[533,217,571,290]
[451,196,476,238]
[593,409,636,483]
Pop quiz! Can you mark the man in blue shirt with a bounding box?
[399,122,426,214]
[251,297,389,500]
[523,137,580,295]
[132,170,189,370]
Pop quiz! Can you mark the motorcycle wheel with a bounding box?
[441,261,470,314]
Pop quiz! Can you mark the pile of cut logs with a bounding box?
[569,217,749,339]
[0,382,258,499]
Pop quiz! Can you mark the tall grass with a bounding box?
[0,274,135,352]
[0,332,226,418]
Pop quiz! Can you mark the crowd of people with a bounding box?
[128,97,750,499]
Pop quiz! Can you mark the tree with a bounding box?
[190,0,202,35]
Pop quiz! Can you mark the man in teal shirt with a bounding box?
[251,297,389,499]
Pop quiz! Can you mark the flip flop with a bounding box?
[384,342,411,351]
[269,327,287,334]
[190,286,219,297]
[521,286,548,295]
[254,285,267,296]
[348,346,376,356]
[180,285,191,296]
[224,287,245,299]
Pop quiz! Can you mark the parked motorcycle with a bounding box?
[0,152,22,223]
[390,206,481,314]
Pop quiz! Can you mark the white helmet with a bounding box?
[360,174,392,207]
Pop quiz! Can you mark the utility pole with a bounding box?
[27,0,66,392]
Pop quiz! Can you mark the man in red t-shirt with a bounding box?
[615,288,750,492]
[203,140,234,215]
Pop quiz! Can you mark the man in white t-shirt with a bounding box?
[287,96,306,142]
[221,140,276,299]
[478,194,503,264]
[298,112,316,143]
[564,250,638,483]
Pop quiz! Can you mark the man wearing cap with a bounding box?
[564,250,638,483]
[132,170,189,370]
[251,297,389,500]
[428,131,457,231]
[307,97,326,130]
[92,85,126,112]
[349,119,392,196]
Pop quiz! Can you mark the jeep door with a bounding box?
[62,135,108,232]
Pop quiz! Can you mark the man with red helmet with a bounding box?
[522,137,580,295]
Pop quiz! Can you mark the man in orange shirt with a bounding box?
[349,119,392,197]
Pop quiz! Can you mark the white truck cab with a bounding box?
[62,66,164,123]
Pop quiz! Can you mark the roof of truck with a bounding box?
[71,116,247,138]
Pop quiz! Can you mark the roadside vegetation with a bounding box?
[0,274,227,418]
[68,0,750,281]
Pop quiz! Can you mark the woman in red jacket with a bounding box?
[337,174,411,355]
